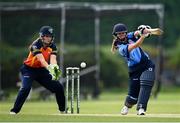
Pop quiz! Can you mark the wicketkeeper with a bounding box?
[111,23,155,115]
[10,26,65,114]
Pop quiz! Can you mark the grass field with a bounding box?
[0,91,180,122]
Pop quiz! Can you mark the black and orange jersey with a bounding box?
[24,39,57,68]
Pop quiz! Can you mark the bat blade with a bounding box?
[147,28,163,35]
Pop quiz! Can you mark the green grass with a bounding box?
[0,91,180,122]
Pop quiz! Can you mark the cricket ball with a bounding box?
[80,62,86,68]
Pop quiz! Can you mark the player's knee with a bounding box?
[140,68,155,87]
[125,95,138,108]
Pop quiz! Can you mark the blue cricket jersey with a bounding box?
[116,32,152,72]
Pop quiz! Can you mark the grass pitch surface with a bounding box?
[0,91,180,122]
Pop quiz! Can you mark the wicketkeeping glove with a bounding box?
[47,64,62,81]
[53,64,62,80]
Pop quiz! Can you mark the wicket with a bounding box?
[65,67,80,114]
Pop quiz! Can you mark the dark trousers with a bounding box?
[10,65,65,113]
[125,65,155,111]
[128,70,142,101]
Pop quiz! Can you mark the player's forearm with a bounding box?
[50,54,57,64]
[36,54,49,68]
[128,36,145,52]
[40,60,49,68]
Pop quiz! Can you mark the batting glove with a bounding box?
[137,25,151,38]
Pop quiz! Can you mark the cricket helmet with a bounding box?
[112,23,128,36]
[39,26,54,37]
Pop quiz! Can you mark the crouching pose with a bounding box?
[111,23,155,115]
[10,26,65,114]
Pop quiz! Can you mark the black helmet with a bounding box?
[112,23,127,36]
[39,26,54,37]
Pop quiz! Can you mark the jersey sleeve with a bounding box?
[30,40,42,56]
[50,43,58,55]
[117,44,129,57]
[127,32,134,38]
[127,32,139,42]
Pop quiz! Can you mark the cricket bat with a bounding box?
[146,28,163,35]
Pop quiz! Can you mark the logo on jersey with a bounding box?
[148,68,153,71]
